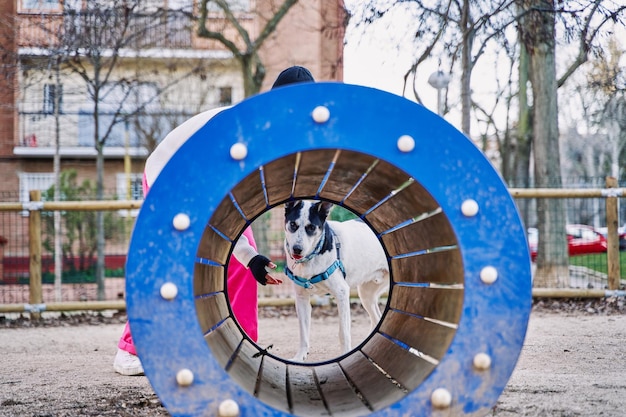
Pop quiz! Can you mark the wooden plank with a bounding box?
[227,339,262,395]
[339,350,406,411]
[391,249,464,285]
[231,169,266,220]
[28,190,42,320]
[379,310,456,361]
[605,177,620,290]
[390,286,463,324]
[203,318,242,369]
[210,195,247,240]
[255,356,289,413]
[264,153,298,205]
[317,150,378,205]
[509,188,626,198]
[0,200,143,211]
[193,263,225,296]
[315,362,370,416]
[292,149,338,198]
[342,159,409,214]
[195,292,229,334]
[361,333,436,391]
[381,211,457,256]
[196,225,231,264]
[288,365,327,416]
[365,180,440,233]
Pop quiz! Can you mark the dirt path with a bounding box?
[0,305,625,416]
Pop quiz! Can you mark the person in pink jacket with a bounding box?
[114,66,315,376]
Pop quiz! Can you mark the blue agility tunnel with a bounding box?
[125,82,532,416]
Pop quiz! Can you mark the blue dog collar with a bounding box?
[285,259,346,289]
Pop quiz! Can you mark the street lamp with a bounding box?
[428,70,451,116]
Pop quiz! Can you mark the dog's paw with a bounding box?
[291,352,308,362]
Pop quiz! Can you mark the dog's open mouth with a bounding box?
[291,253,303,260]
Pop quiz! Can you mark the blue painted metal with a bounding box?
[125,82,532,416]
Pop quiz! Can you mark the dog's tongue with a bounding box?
[292,254,303,260]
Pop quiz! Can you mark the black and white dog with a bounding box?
[284,200,389,361]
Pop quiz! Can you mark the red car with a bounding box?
[528,224,608,261]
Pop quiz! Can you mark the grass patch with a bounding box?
[569,252,626,278]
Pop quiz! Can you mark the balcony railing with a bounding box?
[16,110,192,156]
[17,10,251,52]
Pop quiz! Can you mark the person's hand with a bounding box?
[248,255,283,286]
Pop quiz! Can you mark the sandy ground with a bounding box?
[0,302,625,417]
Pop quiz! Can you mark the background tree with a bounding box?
[519,0,568,287]
[58,1,175,299]
[586,37,626,179]
[18,0,213,299]
[0,11,68,300]
[350,0,517,136]
[197,0,300,96]
[42,170,125,281]
[196,0,304,255]
[518,0,625,286]
[349,0,625,287]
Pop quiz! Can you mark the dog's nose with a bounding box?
[293,245,303,255]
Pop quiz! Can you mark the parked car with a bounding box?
[528,224,608,261]
[596,226,626,251]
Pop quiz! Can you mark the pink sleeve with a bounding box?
[142,171,149,196]
[227,227,259,341]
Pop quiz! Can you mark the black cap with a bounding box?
[271,66,315,89]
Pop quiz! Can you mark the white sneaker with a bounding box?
[113,349,144,376]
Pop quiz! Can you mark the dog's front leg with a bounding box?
[335,282,352,354]
[292,289,311,362]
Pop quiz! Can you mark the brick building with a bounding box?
[0,0,346,277]
[0,0,345,200]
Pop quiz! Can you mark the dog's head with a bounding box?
[284,200,333,261]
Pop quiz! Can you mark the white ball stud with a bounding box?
[172,213,190,231]
[176,368,194,387]
[229,143,248,160]
[480,266,498,284]
[312,106,330,123]
[473,352,492,371]
[461,199,479,217]
[397,135,415,153]
[431,387,452,409]
[160,282,178,300]
[218,399,240,417]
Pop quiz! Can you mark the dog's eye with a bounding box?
[288,221,298,232]
[305,224,316,235]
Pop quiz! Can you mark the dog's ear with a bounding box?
[315,201,334,221]
[285,200,303,216]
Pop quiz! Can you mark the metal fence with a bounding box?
[1,184,625,314]
[512,184,625,294]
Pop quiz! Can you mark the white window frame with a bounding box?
[43,83,63,115]
[20,0,60,11]
[116,173,143,217]
[18,172,55,215]
[206,0,250,13]
[166,0,193,12]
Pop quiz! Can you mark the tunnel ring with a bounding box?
[126,83,532,416]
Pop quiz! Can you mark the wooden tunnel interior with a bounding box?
[193,149,464,416]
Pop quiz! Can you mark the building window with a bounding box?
[19,172,54,203]
[116,173,143,217]
[18,172,55,215]
[166,0,193,12]
[219,87,232,106]
[206,0,250,13]
[78,82,160,147]
[20,0,60,11]
[43,84,63,115]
